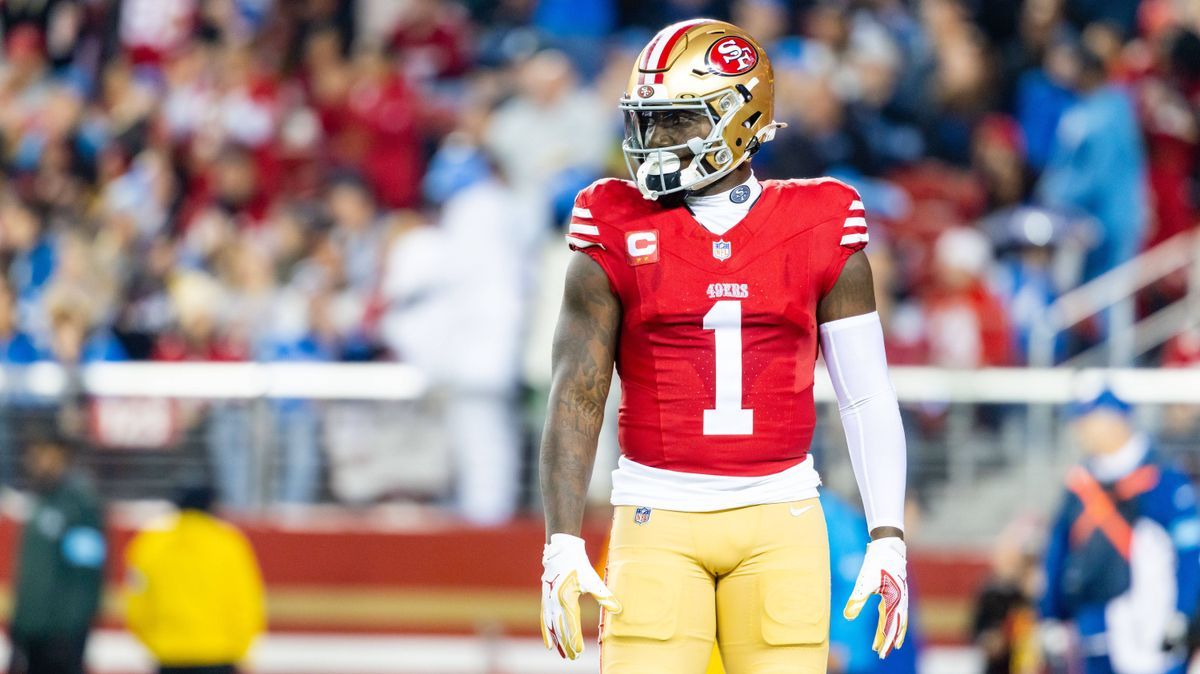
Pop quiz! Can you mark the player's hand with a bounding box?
[540,533,621,660]
[843,537,908,659]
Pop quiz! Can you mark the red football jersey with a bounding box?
[566,177,868,477]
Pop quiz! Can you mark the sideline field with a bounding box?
[9,631,981,674]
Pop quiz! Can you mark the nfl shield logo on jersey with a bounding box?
[633,506,652,525]
[712,239,732,261]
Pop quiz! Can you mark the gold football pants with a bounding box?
[600,499,830,673]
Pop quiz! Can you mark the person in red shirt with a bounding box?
[342,48,424,209]
[920,227,1015,368]
[152,272,247,362]
[152,272,253,509]
[178,144,273,235]
[389,0,471,83]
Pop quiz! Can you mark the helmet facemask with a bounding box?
[619,87,748,200]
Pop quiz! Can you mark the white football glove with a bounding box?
[540,533,622,660]
[843,537,909,659]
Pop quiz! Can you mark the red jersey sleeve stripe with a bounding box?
[569,222,600,236]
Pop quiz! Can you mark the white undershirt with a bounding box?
[684,172,762,235]
[610,455,821,512]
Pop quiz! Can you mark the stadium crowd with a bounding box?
[0,0,1193,374]
[0,0,1195,516]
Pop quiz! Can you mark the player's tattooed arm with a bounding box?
[540,253,622,542]
[817,250,877,323]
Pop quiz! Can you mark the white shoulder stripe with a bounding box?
[572,207,593,219]
[849,200,864,211]
[840,232,869,246]
[843,216,867,229]
[565,235,604,250]
[569,223,600,236]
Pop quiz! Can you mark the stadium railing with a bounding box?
[0,362,1195,542]
[1029,229,1200,368]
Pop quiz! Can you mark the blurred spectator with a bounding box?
[972,516,1043,674]
[1136,29,1200,249]
[181,144,272,236]
[154,272,252,509]
[118,0,198,69]
[153,272,245,362]
[1159,326,1200,477]
[96,57,156,151]
[485,49,609,245]
[1014,31,1080,171]
[325,172,385,295]
[1163,326,1200,368]
[918,0,997,165]
[125,480,266,674]
[1035,42,1148,281]
[0,0,82,71]
[390,0,473,84]
[42,286,127,365]
[892,227,1013,367]
[257,248,333,505]
[339,46,426,209]
[0,281,40,364]
[384,134,525,525]
[983,207,1087,363]
[973,115,1031,211]
[9,430,105,674]
[1040,388,1200,674]
[1064,0,1140,38]
[3,200,56,311]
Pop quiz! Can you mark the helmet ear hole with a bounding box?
[735,138,742,147]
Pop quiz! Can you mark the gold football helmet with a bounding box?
[620,19,783,200]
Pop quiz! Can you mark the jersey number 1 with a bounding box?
[702,300,754,435]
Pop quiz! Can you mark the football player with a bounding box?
[539,19,909,673]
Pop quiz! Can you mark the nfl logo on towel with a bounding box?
[712,239,731,261]
[634,506,652,525]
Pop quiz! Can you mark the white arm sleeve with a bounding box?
[819,311,907,532]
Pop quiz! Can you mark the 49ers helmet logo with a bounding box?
[706,36,758,76]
